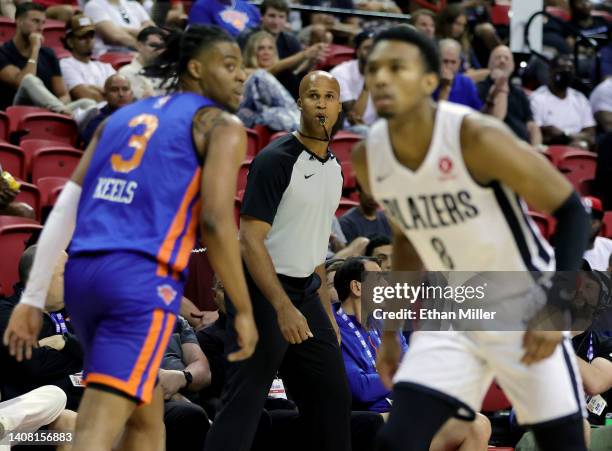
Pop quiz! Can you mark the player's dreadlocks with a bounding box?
[145,25,235,92]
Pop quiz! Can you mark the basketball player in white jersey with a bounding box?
[352,26,591,451]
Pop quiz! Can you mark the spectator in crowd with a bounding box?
[478,45,542,145]
[238,30,300,131]
[0,168,35,219]
[530,54,596,148]
[60,14,116,103]
[84,0,155,55]
[188,0,261,37]
[0,386,76,451]
[333,257,492,450]
[330,30,377,134]
[364,235,391,271]
[590,76,612,132]
[161,315,212,451]
[80,73,134,145]
[298,23,333,48]
[339,183,391,244]
[583,196,612,271]
[118,26,165,99]
[434,38,483,110]
[354,0,401,14]
[0,247,83,411]
[410,8,436,40]
[0,2,96,114]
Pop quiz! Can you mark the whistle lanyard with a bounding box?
[337,307,380,370]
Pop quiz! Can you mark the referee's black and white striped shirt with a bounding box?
[241,134,343,277]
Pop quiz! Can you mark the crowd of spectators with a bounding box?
[0,0,612,449]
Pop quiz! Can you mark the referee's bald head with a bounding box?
[298,71,340,99]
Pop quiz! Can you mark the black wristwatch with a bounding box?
[182,370,193,389]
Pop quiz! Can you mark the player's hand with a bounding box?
[158,369,187,400]
[38,334,66,351]
[228,310,258,361]
[377,333,401,389]
[276,303,313,344]
[521,330,563,365]
[3,303,43,361]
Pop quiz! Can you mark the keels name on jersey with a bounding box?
[92,177,137,204]
[380,190,479,231]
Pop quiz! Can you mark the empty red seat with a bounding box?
[20,139,80,175]
[336,198,358,217]
[543,145,579,166]
[17,112,78,146]
[546,6,571,21]
[491,4,511,25]
[557,150,597,189]
[0,143,25,180]
[341,160,356,191]
[98,52,134,70]
[6,106,48,135]
[246,128,261,158]
[0,17,15,42]
[603,211,612,239]
[252,124,271,150]
[31,148,82,184]
[481,381,512,412]
[237,159,252,193]
[37,176,68,216]
[14,181,41,219]
[330,131,361,163]
[528,211,556,241]
[0,216,42,293]
[318,45,355,70]
[578,178,595,196]
[270,131,289,142]
[43,23,67,54]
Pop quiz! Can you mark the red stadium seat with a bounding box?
[546,6,571,21]
[98,52,134,70]
[341,161,356,191]
[317,45,355,70]
[330,131,361,163]
[17,112,78,146]
[491,4,511,25]
[37,176,68,216]
[252,124,271,150]
[0,111,9,142]
[31,148,81,184]
[246,128,261,158]
[0,143,25,180]
[14,181,41,219]
[481,382,512,412]
[528,211,555,241]
[43,23,67,54]
[20,140,80,175]
[237,159,252,193]
[6,106,48,135]
[0,216,42,293]
[336,198,358,217]
[591,10,612,21]
[557,150,597,189]
[603,212,612,239]
[0,17,16,42]
[578,178,596,196]
[543,145,578,166]
[270,131,289,142]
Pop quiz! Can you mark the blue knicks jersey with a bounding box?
[70,93,217,279]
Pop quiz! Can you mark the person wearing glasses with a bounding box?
[118,27,166,99]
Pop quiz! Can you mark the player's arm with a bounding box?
[195,108,257,361]
[461,114,589,271]
[577,356,612,396]
[3,125,104,361]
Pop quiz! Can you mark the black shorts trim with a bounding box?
[394,381,476,421]
[87,382,141,405]
[521,411,584,430]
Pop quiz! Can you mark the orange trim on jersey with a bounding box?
[140,313,176,402]
[174,199,202,272]
[156,168,202,277]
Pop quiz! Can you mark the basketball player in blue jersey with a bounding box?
[3,26,258,451]
[352,26,591,451]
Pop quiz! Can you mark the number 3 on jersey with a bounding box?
[430,237,455,269]
[111,114,159,173]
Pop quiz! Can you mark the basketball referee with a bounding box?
[205,71,351,451]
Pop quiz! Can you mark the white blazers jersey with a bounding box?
[366,101,554,273]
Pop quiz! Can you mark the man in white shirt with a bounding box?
[59,15,116,103]
[84,0,154,55]
[118,26,164,99]
[590,76,612,133]
[583,196,612,271]
[530,55,596,149]
[330,30,377,134]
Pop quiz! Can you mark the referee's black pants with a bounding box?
[204,272,352,451]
